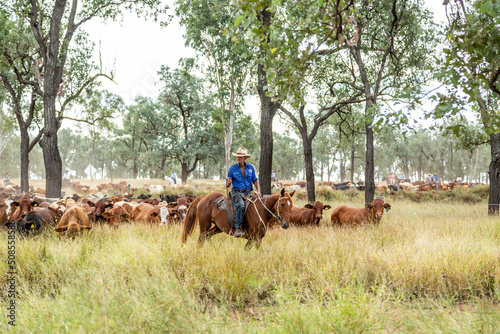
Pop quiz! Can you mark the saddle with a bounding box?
[214,192,252,229]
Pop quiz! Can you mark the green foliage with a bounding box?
[158,58,219,179]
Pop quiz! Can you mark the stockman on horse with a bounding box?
[226,147,261,237]
[182,147,295,248]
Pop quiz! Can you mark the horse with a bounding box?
[182,188,295,248]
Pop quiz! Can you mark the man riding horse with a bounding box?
[226,147,261,237]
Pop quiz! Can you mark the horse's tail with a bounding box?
[182,195,205,243]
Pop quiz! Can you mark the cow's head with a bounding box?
[94,200,114,218]
[102,206,129,226]
[366,199,391,222]
[304,201,332,224]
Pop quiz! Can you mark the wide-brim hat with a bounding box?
[232,147,251,158]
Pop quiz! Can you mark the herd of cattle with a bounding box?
[276,180,481,192]
[0,181,395,238]
[0,191,193,237]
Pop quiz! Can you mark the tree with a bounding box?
[435,0,500,214]
[0,10,45,191]
[176,0,250,176]
[158,58,218,183]
[0,0,167,197]
[338,0,437,204]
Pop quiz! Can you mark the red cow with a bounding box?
[55,206,92,237]
[166,197,189,221]
[9,194,36,221]
[290,201,332,226]
[330,198,391,226]
[102,206,130,227]
[90,199,114,223]
[0,198,8,229]
[130,203,160,224]
[295,181,307,188]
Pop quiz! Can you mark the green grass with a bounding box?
[1,200,500,333]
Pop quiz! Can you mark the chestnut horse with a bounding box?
[182,188,295,248]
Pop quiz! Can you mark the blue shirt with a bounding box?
[432,175,438,182]
[227,162,258,191]
[171,172,177,179]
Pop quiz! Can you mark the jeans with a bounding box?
[232,191,250,229]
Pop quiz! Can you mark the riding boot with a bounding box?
[233,228,245,237]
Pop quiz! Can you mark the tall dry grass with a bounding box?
[1,199,499,332]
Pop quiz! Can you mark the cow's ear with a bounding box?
[87,212,93,216]
[383,203,391,211]
[280,188,285,197]
[304,203,313,209]
[87,200,95,207]
[323,205,332,211]
[151,211,159,217]
[32,201,38,207]
[366,204,374,209]
[289,190,295,198]
[55,226,68,232]
[102,212,113,219]
[10,202,19,208]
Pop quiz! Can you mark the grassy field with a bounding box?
[1,182,500,333]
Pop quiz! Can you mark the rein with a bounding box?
[258,196,282,221]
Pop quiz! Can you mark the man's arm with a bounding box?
[254,180,261,197]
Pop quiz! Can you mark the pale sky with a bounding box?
[83,0,447,128]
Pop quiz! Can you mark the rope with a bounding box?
[245,196,268,232]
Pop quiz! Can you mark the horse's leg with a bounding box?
[207,224,222,237]
[197,211,213,246]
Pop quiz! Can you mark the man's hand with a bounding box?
[226,178,232,188]
[255,191,262,198]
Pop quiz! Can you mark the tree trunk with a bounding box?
[340,155,346,182]
[20,127,30,192]
[257,5,279,196]
[40,97,62,198]
[302,136,315,202]
[450,141,454,180]
[181,163,189,184]
[364,104,375,205]
[133,160,138,179]
[350,144,355,182]
[488,133,500,215]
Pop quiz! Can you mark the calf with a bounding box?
[7,208,56,235]
[166,197,189,221]
[0,198,8,229]
[102,206,130,227]
[130,203,160,224]
[330,198,391,226]
[9,194,36,221]
[290,201,332,226]
[90,199,114,223]
[55,206,92,237]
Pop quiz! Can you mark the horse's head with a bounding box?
[272,188,295,229]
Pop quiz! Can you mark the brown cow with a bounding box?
[130,203,161,224]
[9,194,36,221]
[90,199,114,223]
[55,205,92,237]
[295,181,307,188]
[290,201,331,226]
[330,198,391,226]
[102,206,130,227]
[318,181,334,187]
[0,198,8,229]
